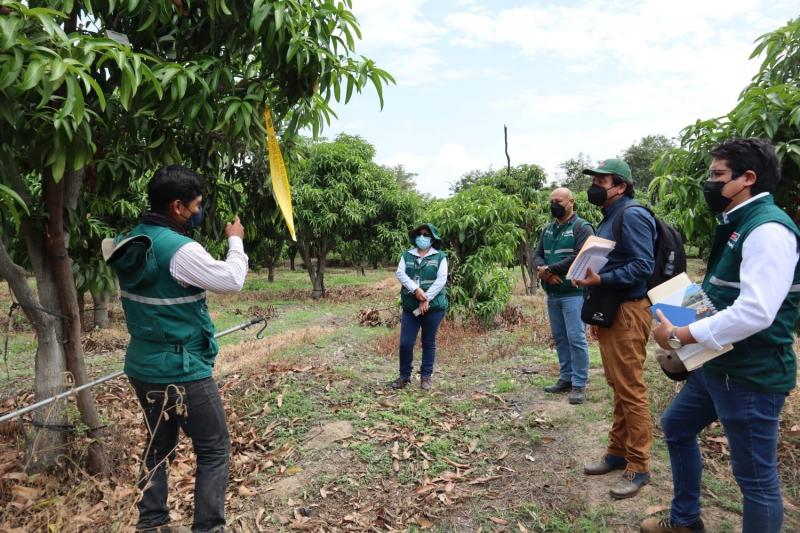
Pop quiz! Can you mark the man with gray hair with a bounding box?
[534,187,594,404]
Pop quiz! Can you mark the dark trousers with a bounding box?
[130,376,231,533]
[399,308,445,378]
[662,370,786,532]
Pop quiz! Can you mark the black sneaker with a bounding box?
[569,387,586,404]
[389,377,411,389]
[544,379,572,393]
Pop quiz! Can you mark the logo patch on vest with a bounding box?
[727,232,740,249]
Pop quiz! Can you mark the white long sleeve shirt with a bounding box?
[169,236,249,294]
[689,193,800,351]
[396,247,448,301]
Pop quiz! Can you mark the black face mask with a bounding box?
[550,202,566,219]
[703,178,742,214]
[587,184,614,206]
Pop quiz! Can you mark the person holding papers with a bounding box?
[643,139,800,533]
[573,158,657,500]
[533,187,594,404]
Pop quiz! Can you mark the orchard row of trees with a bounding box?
[0,0,393,473]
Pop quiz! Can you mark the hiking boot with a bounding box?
[610,470,650,499]
[420,376,432,391]
[544,379,572,393]
[640,517,706,533]
[583,453,627,475]
[569,387,586,404]
[389,377,411,389]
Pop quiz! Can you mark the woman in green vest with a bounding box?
[392,223,448,391]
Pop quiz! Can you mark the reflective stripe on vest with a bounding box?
[121,290,207,305]
[710,275,800,292]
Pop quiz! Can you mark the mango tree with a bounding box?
[448,164,547,294]
[291,134,411,297]
[651,17,800,252]
[0,0,392,472]
[431,185,524,323]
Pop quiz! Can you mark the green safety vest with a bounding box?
[110,224,218,383]
[541,215,588,297]
[400,250,448,312]
[702,194,800,393]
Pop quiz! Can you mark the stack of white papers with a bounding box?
[647,273,733,370]
[566,236,616,281]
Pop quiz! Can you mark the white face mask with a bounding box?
[415,235,432,249]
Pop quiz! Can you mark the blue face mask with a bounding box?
[415,235,432,250]
[185,206,204,230]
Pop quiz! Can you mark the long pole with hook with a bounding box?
[0,317,268,424]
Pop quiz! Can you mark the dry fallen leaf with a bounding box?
[467,439,478,454]
[238,485,257,497]
[517,522,529,533]
[497,450,508,460]
[414,515,434,529]
[489,517,509,525]
[644,504,669,516]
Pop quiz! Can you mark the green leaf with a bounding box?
[0,183,29,215]
[0,15,21,50]
[0,48,23,89]
[18,60,45,90]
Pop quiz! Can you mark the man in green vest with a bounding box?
[534,187,594,404]
[105,165,248,533]
[644,139,799,533]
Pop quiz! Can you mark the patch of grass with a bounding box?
[492,378,517,394]
[510,503,616,532]
[241,268,389,293]
[703,476,743,515]
[588,345,603,368]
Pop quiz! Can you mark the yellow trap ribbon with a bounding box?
[264,106,296,241]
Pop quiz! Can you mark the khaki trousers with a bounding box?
[596,298,653,473]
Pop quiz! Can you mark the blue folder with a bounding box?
[651,303,698,327]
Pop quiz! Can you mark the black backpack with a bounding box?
[612,203,687,290]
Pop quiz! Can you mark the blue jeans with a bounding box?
[546,294,589,388]
[662,370,786,532]
[399,308,445,378]
[130,377,231,533]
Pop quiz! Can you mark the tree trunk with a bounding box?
[522,240,537,295]
[297,241,316,285]
[372,261,378,270]
[0,240,67,471]
[90,289,110,329]
[267,263,275,283]
[312,249,327,299]
[1,158,68,471]
[77,290,85,330]
[43,175,110,475]
[289,249,297,271]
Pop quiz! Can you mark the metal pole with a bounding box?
[0,317,267,424]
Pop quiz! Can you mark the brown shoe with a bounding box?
[583,453,627,475]
[389,377,411,389]
[640,517,706,533]
[609,469,650,499]
[420,377,432,391]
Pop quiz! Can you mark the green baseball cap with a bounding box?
[582,158,633,183]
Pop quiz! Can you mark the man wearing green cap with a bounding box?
[574,158,656,499]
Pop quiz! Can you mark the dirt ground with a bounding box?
[1,270,799,532]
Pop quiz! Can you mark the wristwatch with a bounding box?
[667,328,683,350]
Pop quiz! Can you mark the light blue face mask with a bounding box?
[415,235,432,250]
